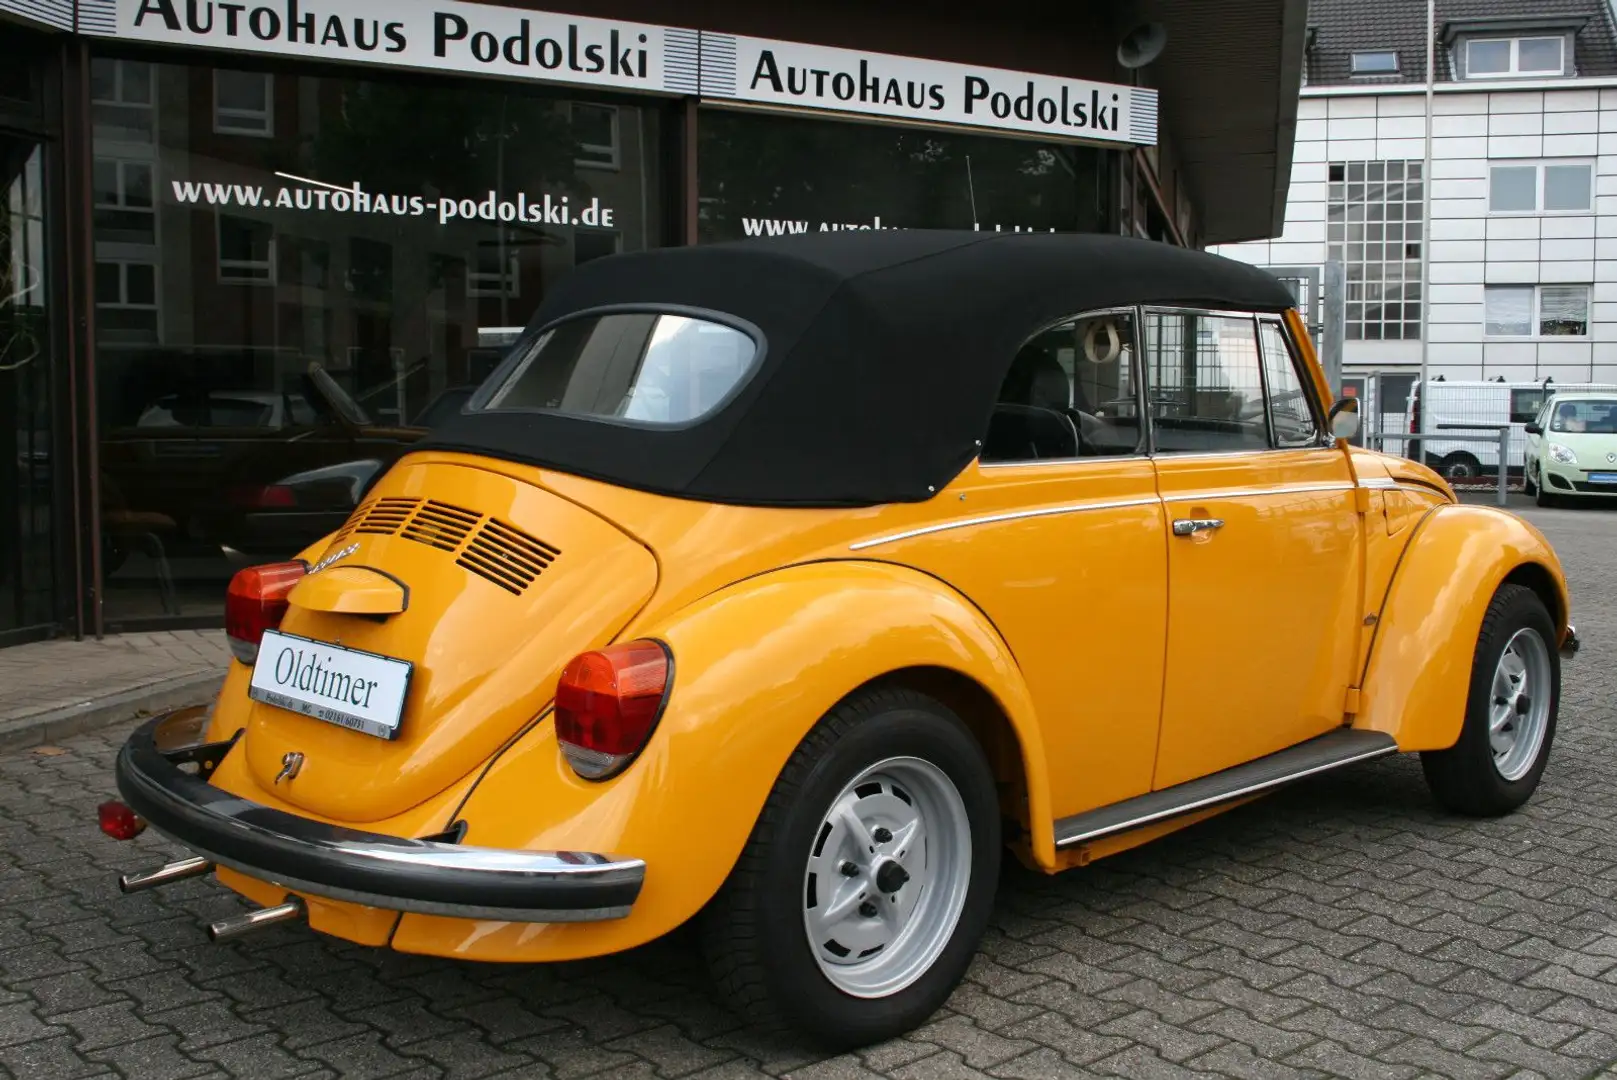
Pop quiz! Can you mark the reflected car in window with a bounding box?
[105,233,1576,1048]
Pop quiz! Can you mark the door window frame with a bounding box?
[1137,305,1333,458]
[976,305,1151,468]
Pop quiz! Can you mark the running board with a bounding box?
[1053,729,1399,849]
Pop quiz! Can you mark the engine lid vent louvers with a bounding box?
[457,517,561,596]
[401,500,480,551]
[354,497,421,535]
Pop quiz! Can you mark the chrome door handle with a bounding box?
[1172,517,1225,537]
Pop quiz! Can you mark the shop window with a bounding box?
[90,58,154,143]
[697,107,1112,242]
[468,242,520,298]
[216,214,274,284]
[1462,36,1568,78]
[572,104,620,169]
[93,157,156,245]
[87,53,665,625]
[1489,162,1592,213]
[214,70,274,137]
[574,229,620,265]
[94,260,160,345]
[1485,284,1589,336]
[1326,160,1424,341]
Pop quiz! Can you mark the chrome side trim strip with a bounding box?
[1160,482,1356,502]
[1053,729,1399,849]
[849,497,1160,551]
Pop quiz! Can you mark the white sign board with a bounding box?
[249,629,413,740]
[713,36,1157,147]
[83,0,1156,148]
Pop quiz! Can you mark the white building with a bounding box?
[1213,0,1617,417]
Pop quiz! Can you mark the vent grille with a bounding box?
[401,500,479,551]
[457,518,561,595]
[355,497,420,536]
[326,496,560,597]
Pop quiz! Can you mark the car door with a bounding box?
[1145,309,1365,790]
[901,308,1170,820]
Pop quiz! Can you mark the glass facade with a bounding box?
[0,26,1184,638]
[697,108,1112,242]
[1326,160,1424,342]
[88,56,667,623]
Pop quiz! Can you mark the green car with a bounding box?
[1524,394,1617,507]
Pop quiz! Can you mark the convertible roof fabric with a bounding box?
[420,231,1297,507]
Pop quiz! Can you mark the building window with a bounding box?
[1484,284,1590,337]
[571,103,619,169]
[216,214,274,284]
[1350,51,1400,75]
[1463,36,1567,78]
[1327,160,1423,341]
[94,260,160,344]
[1489,162,1593,213]
[89,58,154,143]
[92,157,155,245]
[468,241,519,297]
[213,70,273,136]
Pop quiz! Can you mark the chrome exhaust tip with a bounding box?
[119,856,213,893]
[207,898,305,943]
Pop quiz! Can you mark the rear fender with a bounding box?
[1352,504,1568,751]
[389,559,1050,962]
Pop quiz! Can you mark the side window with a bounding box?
[981,310,1142,463]
[1258,320,1322,447]
[1142,310,1268,453]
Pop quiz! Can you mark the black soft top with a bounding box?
[420,231,1297,507]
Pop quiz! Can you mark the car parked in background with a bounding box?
[1406,378,1617,481]
[1524,393,1617,507]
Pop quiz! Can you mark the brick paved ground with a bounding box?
[2,506,1617,1079]
[0,631,229,729]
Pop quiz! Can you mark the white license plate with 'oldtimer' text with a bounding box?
[247,630,413,740]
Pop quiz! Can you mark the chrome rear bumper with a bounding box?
[114,712,644,922]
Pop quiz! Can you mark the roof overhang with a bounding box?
[1442,15,1589,44]
[1134,0,1309,244]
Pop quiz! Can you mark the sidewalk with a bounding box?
[0,630,229,751]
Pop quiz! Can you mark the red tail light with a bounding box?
[97,800,146,840]
[554,641,671,779]
[225,561,307,665]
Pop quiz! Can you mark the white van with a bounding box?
[1404,379,1617,479]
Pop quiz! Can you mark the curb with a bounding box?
[0,672,225,753]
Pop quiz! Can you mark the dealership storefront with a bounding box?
[0,0,1304,643]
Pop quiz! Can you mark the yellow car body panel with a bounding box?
[1351,503,1569,750]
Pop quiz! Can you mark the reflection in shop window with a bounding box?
[574,229,620,265]
[93,158,155,245]
[277,235,330,289]
[347,238,393,301]
[571,104,619,169]
[213,70,274,137]
[216,214,274,284]
[94,260,160,344]
[90,59,154,143]
[469,241,519,298]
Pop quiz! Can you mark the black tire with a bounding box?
[1535,483,1556,508]
[1441,452,1482,481]
[1522,464,1538,497]
[701,685,1000,1048]
[1421,583,1558,816]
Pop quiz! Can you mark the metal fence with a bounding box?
[1367,428,1511,504]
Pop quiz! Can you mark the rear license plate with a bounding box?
[248,630,413,740]
[1589,473,1617,484]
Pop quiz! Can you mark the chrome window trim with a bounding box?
[848,497,1160,551]
[1255,314,1330,447]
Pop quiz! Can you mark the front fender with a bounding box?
[389,560,1050,962]
[1353,504,1568,751]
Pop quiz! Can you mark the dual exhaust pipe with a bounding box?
[118,858,304,941]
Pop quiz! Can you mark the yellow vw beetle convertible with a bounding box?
[105,232,1577,1046]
